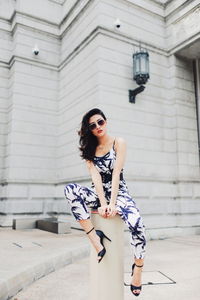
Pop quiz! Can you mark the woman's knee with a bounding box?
[118,210,142,232]
[64,183,79,198]
[130,216,146,236]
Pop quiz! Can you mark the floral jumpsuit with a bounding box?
[64,140,146,259]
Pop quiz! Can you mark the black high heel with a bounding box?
[86,227,111,263]
[130,263,143,297]
[95,229,111,263]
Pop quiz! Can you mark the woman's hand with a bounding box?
[98,205,108,218]
[106,203,117,218]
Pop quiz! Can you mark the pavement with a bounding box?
[0,227,200,300]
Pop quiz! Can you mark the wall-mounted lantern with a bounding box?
[129,49,150,103]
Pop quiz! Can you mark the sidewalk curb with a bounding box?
[0,244,90,300]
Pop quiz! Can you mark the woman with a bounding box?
[64,108,146,296]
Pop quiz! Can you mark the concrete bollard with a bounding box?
[89,210,124,300]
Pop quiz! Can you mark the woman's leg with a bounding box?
[79,219,105,260]
[64,183,104,260]
[64,183,100,220]
[116,194,146,294]
[116,194,146,259]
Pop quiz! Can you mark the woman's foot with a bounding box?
[86,227,104,262]
[131,263,143,296]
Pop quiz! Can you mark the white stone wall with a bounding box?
[58,43,100,181]
[0,67,8,182]
[7,61,58,182]
[0,0,12,182]
[0,0,61,225]
[0,0,199,238]
[168,56,199,179]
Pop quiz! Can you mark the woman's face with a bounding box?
[88,114,107,137]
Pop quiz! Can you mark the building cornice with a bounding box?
[164,0,199,19]
[0,0,198,27]
[0,0,165,33]
[0,25,169,71]
[48,0,67,5]
[0,1,199,68]
[119,0,164,18]
[169,30,200,56]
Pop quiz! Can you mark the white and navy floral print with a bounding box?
[64,140,146,259]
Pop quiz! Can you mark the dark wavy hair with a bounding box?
[78,108,107,161]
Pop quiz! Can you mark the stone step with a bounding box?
[37,218,71,234]
[12,217,71,234]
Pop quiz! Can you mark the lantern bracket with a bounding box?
[129,85,145,103]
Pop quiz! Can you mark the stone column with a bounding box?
[89,210,124,300]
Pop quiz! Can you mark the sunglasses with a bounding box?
[88,119,105,131]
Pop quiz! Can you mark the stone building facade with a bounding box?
[0,0,200,238]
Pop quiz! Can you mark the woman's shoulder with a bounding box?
[114,136,126,145]
[114,137,126,151]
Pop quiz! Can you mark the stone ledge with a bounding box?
[12,217,71,234]
[36,218,71,234]
[13,218,38,230]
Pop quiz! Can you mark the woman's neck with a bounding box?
[97,134,113,146]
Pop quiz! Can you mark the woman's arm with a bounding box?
[107,137,127,216]
[86,160,107,207]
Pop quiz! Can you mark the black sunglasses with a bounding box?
[88,119,105,131]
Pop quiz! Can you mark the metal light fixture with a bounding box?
[129,49,150,103]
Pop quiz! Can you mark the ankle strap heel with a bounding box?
[86,227,95,234]
[130,263,144,296]
[135,264,143,268]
